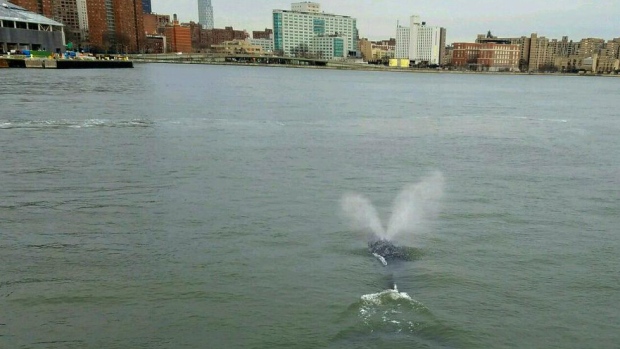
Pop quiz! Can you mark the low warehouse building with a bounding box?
[1,2,65,54]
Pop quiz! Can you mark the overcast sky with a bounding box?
[152,0,619,43]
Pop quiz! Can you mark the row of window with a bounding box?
[282,26,352,32]
[282,15,351,21]
[0,20,61,31]
[283,17,350,20]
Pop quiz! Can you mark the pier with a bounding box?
[0,57,133,69]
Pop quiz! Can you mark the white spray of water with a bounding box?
[340,193,385,238]
[340,172,445,245]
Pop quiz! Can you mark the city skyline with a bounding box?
[151,0,619,43]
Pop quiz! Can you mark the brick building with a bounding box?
[476,33,531,67]
[164,18,191,53]
[9,0,83,43]
[452,42,520,71]
[87,0,145,53]
[252,28,272,39]
[143,13,170,35]
[144,34,165,53]
[203,26,248,48]
[186,21,204,51]
[53,0,81,43]
[7,0,52,17]
[189,25,248,52]
[359,37,395,62]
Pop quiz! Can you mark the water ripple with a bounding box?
[0,119,153,130]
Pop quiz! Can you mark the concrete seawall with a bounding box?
[0,58,132,69]
[0,58,26,68]
[56,60,133,69]
[43,59,57,68]
[25,60,44,68]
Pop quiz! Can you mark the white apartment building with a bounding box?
[396,15,446,65]
[291,2,321,13]
[76,0,88,40]
[249,37,274,53]
[395,24,409,59]
[273,2,358,58]
[311,35,347,60]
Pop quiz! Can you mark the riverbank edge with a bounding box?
[132,60,620,78]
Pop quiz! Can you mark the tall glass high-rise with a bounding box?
[197,0,214,29]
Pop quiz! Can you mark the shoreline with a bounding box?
[131,59,620,78]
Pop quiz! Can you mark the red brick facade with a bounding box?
[187,25,248,52]
[452,43,520,70]
[164,24,191,53]
[9,0,54,18]
[143,13,170,35]
[144,35,165,53]
[203,27,248,47]
[8,0,38,12]
[87,0,145,53]
[252,28,272,40]
[86,0,106,51]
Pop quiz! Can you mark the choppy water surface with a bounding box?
[1,65,619,348]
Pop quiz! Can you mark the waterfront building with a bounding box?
[164,16,191,53]
[141,0,150,14]
[143,13,169,35]
[476,33,531,66]
[252,28,272,40]
[211,39,263,55]
[442,45,453,66]
[395,24,409,59]
[595,55,619,73]
[552,39,619,73]
[291,1,320,13]
[599,39,620,59]
[360,37,395,62]
[311,35,347,60]
[197,0,213,29]
[371,38,395,61]
[50,0,82,44]
[546,36,572,57]
[202,26,247,47]
[273,2,358,58]
[249,37,273,53]
[5,0,52,17]
[474,32,619,73]
[359,38,370,60]
[144,34,165,53]
[87,0,145,53]
[452,42,520,71]
[395,15,446,65]
[9,0,84,44]
[187,25,247,52]
[528,33,555,71]
[75,0,88,43]
[578,38,605,56]
[0,2,65,53]
[371,46,393,61]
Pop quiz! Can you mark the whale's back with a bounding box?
[368,239,409,261]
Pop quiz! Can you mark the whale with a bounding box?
[368,239,410,266]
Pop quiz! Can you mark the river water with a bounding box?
[1,64,619,348]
